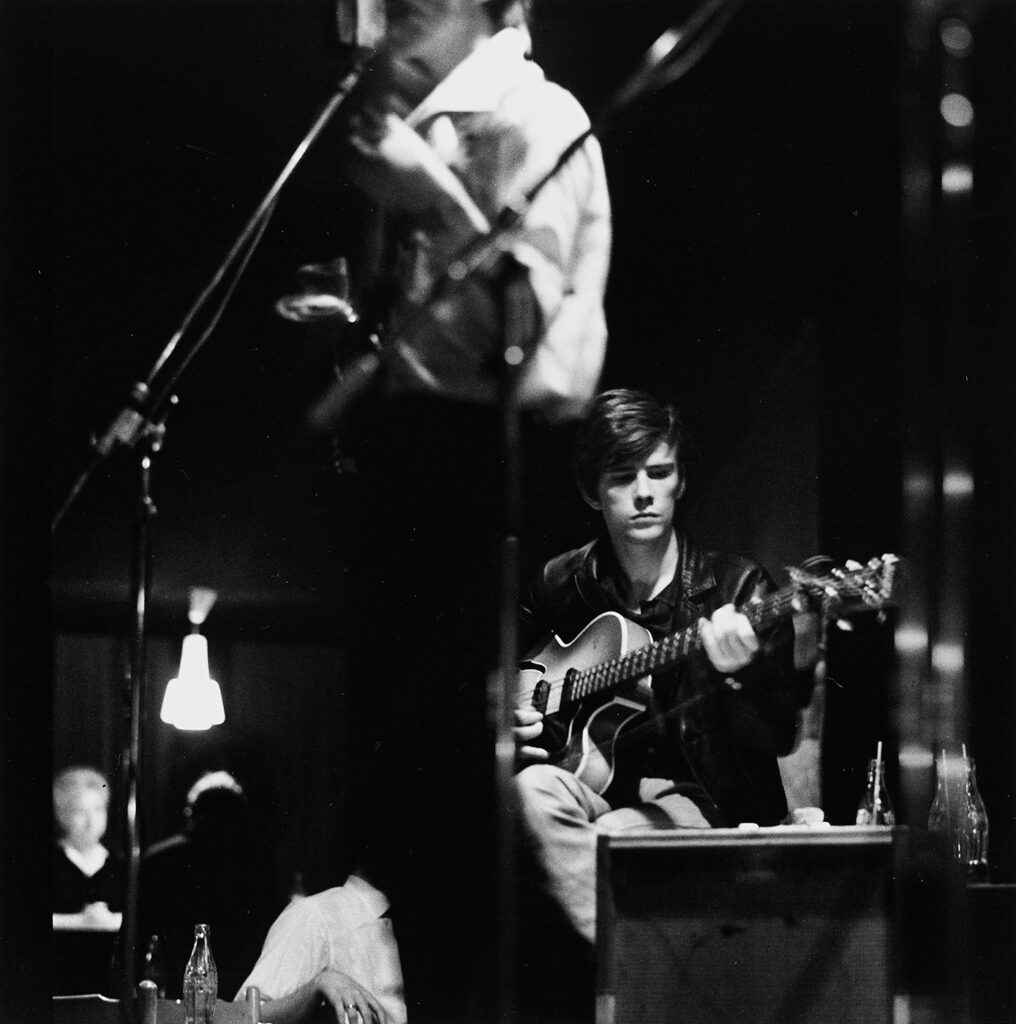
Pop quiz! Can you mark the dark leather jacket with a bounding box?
[519,532,815,826]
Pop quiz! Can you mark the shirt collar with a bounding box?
[60,841,109,877]
[407,27,540,129]
[585,531,716,609]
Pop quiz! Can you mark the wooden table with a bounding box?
[53,995,258,1024]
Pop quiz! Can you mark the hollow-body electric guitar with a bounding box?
[517,554,898,796]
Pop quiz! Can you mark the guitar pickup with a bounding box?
[519,661,551,714]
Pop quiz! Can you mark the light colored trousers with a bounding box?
[514,763,711,945]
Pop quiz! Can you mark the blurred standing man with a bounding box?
[333,3,611,1022]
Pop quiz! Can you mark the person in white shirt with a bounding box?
[235,873,405,1024]
[334,4,612,1021]
[342,0,611,414]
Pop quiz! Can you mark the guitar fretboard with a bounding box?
[558,587,795,712]
[557,570,892,712]
[522,554,897,717]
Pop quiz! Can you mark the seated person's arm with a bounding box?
[53,902,123,931]
[345,111,490,241]
[235,891,398,1024]
[698,568,819,756]
[254,968,388,1024]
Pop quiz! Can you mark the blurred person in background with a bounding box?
[52,765,123,994]
[139,770,284,998]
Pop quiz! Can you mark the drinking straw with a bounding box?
[874,740,883,819]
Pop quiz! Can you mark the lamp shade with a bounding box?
[160,633,225,730]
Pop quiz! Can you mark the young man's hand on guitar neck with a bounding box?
[698,603,760,675]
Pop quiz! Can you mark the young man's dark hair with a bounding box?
[572,387,697,504]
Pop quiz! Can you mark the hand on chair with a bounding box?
[316,969,388,1024]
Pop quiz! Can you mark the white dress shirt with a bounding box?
[354,27,612,417]
[236,875,406,1024]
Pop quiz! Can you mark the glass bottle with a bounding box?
[183,923,218,1024]
[928,751,990,881]
[960,757,989,881]
[927,759,950,839]
[855,758,895,825]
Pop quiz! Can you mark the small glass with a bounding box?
[274,257,359,323]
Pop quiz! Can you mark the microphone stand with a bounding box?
[52,57,369,533]
[49,57,368,1020]
[116,422,162,1018]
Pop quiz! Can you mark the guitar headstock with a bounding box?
[786,553,900,617]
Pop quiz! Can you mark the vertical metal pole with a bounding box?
[490,263,531,1024]
[897,0,940,824]
[119,446,158,1017]
[897,0,980,831]
[897,3,982,1022]
[932,1,979,760]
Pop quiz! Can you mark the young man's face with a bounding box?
[591,441,684,547]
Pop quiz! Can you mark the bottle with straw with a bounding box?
[856,740,895,826]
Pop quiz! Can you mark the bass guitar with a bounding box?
[517,554,898,796]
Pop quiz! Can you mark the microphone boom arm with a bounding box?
[52,54,370,533]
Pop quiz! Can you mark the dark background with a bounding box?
[1,0,1013,1012]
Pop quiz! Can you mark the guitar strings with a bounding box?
[516,563,888,709]
[516,586,787,707]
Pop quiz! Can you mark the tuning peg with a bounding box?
[836,619,854,631]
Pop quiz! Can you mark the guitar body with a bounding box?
[519,612,657,796]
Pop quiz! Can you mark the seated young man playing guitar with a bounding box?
[514,387,819,949]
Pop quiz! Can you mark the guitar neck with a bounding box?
[542,553,897,717]
[559,588,796,714]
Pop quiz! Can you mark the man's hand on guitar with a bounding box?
[699,604,759,674]
[514,707,549,767]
